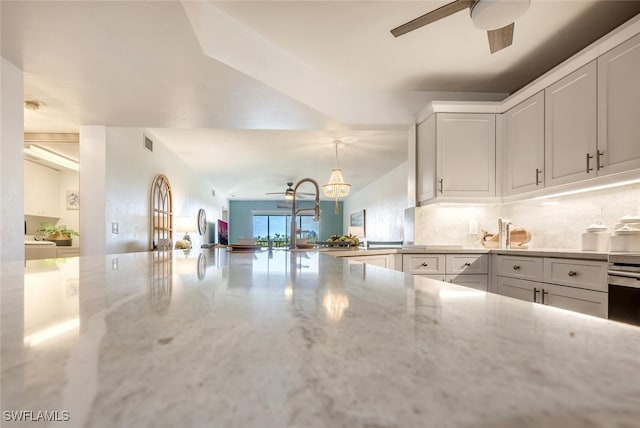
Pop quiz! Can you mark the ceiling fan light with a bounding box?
[323,169,351,198]
[285,188,294,200]
[471,0,530,30]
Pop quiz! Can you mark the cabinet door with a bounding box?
[598,33,640,176]
[545,61,597,187]
[505,91,545,195]
[541,283,608,318]
[496,276,541,303]
[446,274,488,291]
[436,113,496,197]
[417,115,436,202]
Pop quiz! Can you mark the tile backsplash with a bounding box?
[415,182,640,249]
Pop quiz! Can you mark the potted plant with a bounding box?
[38,222,79,246]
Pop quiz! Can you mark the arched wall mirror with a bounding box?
[150,174,173,250]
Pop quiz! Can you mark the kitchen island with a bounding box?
[1,249,639,427]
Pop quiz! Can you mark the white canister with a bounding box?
[610,234,640,252]
[581,231,610,251]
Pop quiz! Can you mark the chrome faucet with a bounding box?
[290,178,321,249]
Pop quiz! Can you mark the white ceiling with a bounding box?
[3,1,640,200]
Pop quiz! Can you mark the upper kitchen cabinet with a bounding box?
[597,33,640,177]
[416,115,436,202]
[544,61,597,188]
[504,91,545,196]
[436,113,496,199]
[24,160,61,217]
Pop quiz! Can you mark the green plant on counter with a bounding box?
[38,222,80,238]
[327,233,360,247]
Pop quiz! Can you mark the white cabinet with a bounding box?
[495,255,608,318]
[416,115,437,202]
[543,258,608,292]
[24,160,61,217]
[404,253,488,291]
[496,275,606,318]
[544,61,598,188]
[436,113,496,198]
[597,33,640,176]
[346,254,395,270]
[542,283,608,318]
[445,274,488,291]
[504,91,545,195]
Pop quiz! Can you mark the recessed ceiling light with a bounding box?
[23,101,41,111]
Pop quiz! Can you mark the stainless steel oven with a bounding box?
[608,254,640,326]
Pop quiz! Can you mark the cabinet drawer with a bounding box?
[447,274,488,291]
[403,254,445,275]
[497,255,543,281]
[543,258,607,292]
[446,254,488,274]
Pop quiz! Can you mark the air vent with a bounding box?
[143,135,153,152]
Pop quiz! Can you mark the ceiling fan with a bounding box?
[390,0,531,54]
[266,182,315,199]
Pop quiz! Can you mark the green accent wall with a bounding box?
[229,200,343,244]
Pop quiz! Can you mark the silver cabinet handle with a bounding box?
[597,150,604,170]
[586,153,594,173]
[541,289,549,304]
[533,287,539,302]
[568,270,578,277]
[463,262,471,267]
[535,168,542,186]
[421,262,429,267]
[438,178,444,193]
[513,265,521,270]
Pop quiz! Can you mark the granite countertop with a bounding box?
[2,249,639,427]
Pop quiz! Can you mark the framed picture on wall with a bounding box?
[349,209,366,236]
[217,219,228,245]
[66,191,79,210]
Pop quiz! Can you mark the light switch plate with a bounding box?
[112,222,119,234]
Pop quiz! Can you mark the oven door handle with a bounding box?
[608,271,640,280]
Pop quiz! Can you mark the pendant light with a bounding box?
[323,140,351,213]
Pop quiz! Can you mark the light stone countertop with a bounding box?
[1,249,639,427]
[321,247,609,261]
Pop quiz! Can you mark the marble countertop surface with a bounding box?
[322,247,610,261]
[2,249,639,427]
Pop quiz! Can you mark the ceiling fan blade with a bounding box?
[391,0,475,37]
[487,22,514,53]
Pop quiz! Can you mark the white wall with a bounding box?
[80,126,106,256]
[103,128,226,254]
[343,161,407,242]
[414,182,640,249]
[0,57,25,262]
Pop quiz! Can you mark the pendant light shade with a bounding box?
[323,169,351,198]
[323,141,351,198]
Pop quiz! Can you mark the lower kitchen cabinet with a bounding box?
[345,254,399,271]
[404,253,489,291]
[446,274,488,291]
[496,276,607,318]
[495,255,608,318]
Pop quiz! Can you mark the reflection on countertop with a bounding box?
[1,248,639,427]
